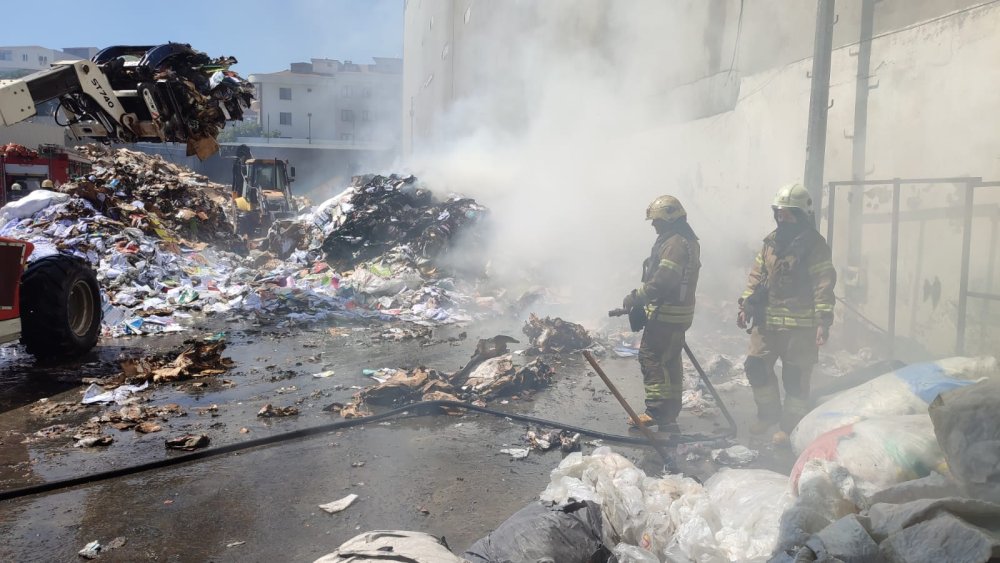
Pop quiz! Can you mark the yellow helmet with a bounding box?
[772,183,812,212]
[645,195,686,222]
[41,179,54,189]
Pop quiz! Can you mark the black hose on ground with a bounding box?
[0,399,735,502]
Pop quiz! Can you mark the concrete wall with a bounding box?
[402,0,989,154]
[662,4,1000,357]
[0,46,80,74]
[251,63,402,148]
[402,1,1000,358]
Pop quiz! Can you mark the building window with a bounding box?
[341,109,355,122]
[362,110,370,122]
[22,53,28,62]
[279,112,292,125]
[279,87,292,100]
[38,55,48,65]
[342,85,354,98]
[0,51,11,61]
[362,87,372,98]
[340,133,353,141]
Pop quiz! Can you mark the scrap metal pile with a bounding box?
[0,153,499,336]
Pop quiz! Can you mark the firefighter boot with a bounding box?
[749,384,782,435]
[627,412,656,428]
[657,398,683,434]
[628,401,662,429]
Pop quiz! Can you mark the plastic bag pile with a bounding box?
[540,447,793,562]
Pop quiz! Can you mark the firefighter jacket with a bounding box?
[742,227,836,329]
[636,229,701,327]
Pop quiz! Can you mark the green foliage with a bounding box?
[217,121,281,142]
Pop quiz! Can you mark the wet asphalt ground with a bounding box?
[0,313,796,562]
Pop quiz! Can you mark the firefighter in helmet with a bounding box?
[738,183,836,435]
[41,179,54,189]
[622,195,701,432]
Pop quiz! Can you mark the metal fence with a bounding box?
[823,177,1000,356]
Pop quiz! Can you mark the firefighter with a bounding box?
[41,179,54,189]
[622,195,701,432]
[738,183,836,435]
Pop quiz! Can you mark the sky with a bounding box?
[2,0,402,74]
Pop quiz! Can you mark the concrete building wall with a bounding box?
[402,1,1000,358]
[250,59,402,149]
[402,0,989,155]
[0,46,81,75]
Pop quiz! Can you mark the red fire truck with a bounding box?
[0,144,91,204]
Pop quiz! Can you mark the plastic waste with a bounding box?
[319,494,358,514]
[790,415,946,495]
[0,189,70,222]
[929,378,1000,496]
[316,530,463,563]
[81,382,149,405]
[538,447,791,561]
[463,501,607,563]
[791,356,998,452]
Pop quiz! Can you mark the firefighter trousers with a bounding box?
[744,326,818,432]
[638,319,686,424]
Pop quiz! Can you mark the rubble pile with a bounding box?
[522,314,593,354]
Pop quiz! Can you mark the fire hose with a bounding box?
[0,375,738,502]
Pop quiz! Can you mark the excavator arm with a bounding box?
[0,43,254,159]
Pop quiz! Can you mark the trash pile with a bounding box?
[318,174,489,273]
[72,145,236,243]
[262,174,488,273]
[0,157,501,336]
[522,314,593,354]
[331,335,555,417]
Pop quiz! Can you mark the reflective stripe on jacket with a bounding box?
[637,231,701,326]
[742,227,836,328]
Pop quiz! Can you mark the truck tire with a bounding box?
[20,254,102,359]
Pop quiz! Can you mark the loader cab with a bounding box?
[231,155,298,235]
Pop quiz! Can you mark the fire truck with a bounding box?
[0,144,91,204]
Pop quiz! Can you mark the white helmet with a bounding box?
[772,183,812,212]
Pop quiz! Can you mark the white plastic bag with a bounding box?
[703,469,793,561]
[790,415,946,495]
[792,356,997,452]
[0,189,69,222]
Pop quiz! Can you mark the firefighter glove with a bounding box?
[622,290,639,311]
